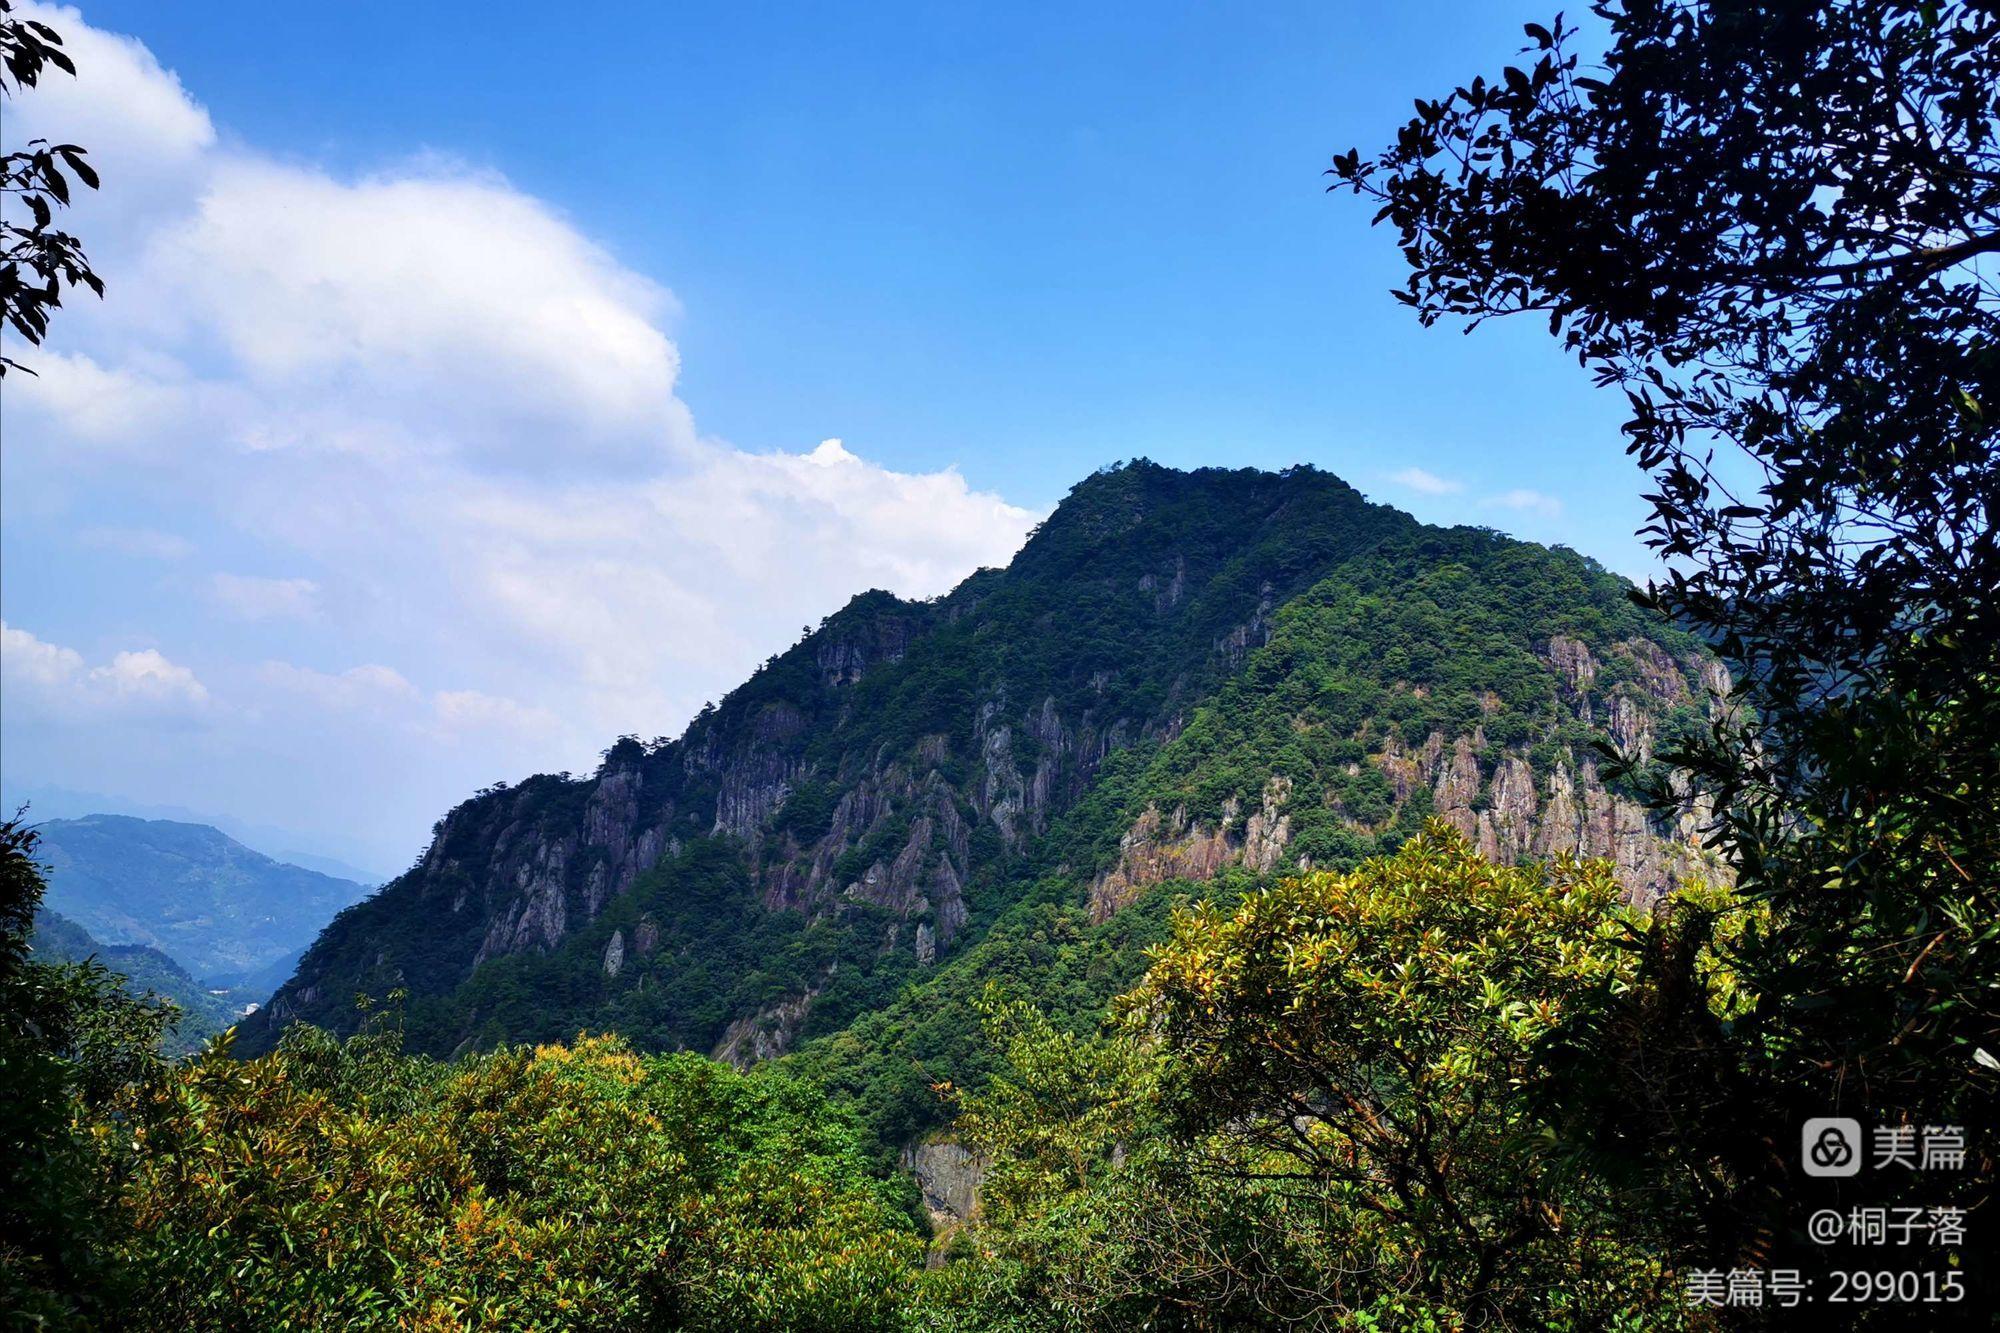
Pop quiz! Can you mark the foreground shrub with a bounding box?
[105,1025,920,1330]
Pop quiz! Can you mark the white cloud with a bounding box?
[143,158,692,472]
[1,623,209,714]
[0,623,86,690]
[1388,466,1463,496]
[91,648,210,704]
[12,353,208,449]
[255,661,418,709]
[76,525,194,560]
[0,8,1040,867]
[433,689,561,737]
[1484,488,1564,518]
[211,573,320,621]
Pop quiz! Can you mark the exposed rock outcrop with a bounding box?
[1216,581,1278,667]
[1090,775,1293,920]
[1090,635,1731,913]
[713,987,820,1068]
[901,1140,989,1229]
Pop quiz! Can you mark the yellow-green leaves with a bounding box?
[99,1030,921,1330]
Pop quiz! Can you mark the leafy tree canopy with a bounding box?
[1331,0,1999,1266]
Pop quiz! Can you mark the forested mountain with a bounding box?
[28,909,236,1052]
[244,462,1726,1144]
[33,816,373,986]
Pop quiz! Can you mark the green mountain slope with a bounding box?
[29,909,237,1052]
[243,463,1725,1156]
[34,815,373,984]
[787,525,1727,1148]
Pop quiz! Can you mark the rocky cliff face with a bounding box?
[901,1141,989,1230]
[1090,633,1729,917]
[714,988,821,1068]
[1091,775,1295,919]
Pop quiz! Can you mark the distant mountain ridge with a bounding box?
[33,815,374,986]
[244,462,1728,1114]
[3,784,395,885]
[29,909,237,1052]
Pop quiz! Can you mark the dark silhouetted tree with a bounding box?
[2,0,101,376]
[1332,0,1997,1278]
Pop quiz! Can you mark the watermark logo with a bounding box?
[1803,1117,1863,1178]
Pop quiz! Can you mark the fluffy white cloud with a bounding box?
[1,623,209,714]
[1388,465,1462,496]
[142,159,694,472]
[0,623,85,692]
[0,7,1040,867]
[92,648,210,705]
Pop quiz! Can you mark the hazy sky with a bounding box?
[1,2,1646,875]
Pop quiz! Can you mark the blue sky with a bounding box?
[1,2,1645,874]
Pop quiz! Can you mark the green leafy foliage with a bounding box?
[789,867,1250,1161]
[6,826,927,1329]
[103,1026,920,1330]
[2,816,172,1327]
[946,826,1703,1329]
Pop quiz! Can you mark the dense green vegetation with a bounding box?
[110,1031,921,1330]
[788,866,1253,1159]
[8,818,927,1330]
[1049,527,1705,871]
[7,807,1787,1329]
[9,806,1746,1330]
[949,824,1732,1328]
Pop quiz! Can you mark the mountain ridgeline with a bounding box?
[33,815,373,988]
[243,463,1726,1139]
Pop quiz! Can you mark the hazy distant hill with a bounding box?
[2,783,395,885]
[30,908,236,1052]
[33,815,374,985]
